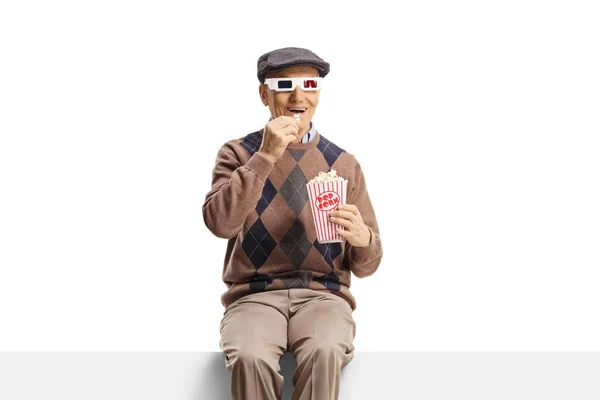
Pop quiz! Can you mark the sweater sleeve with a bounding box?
[344,158,383,278]
[202,142,275,239]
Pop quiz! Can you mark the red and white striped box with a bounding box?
[306,180,348,243]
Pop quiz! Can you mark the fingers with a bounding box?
[337,204,360,215]
[329,210,358,222]
[266,120,299,142]
[270,116,299,133]
[272,115,300,126]
[259,117,301,162]
[330,216,352,229]
[278,120,300,132]
[284,135,300,145]
[336,228,350,238]
[279,124,300,141]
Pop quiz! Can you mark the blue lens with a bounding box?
[277,80,292,89]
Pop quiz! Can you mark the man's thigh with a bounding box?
[288,290,355,361]
[219,291,289,370]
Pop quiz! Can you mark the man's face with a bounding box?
[259,66,320,133]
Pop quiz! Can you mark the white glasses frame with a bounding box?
[263,77,323,92]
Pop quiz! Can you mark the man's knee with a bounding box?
[309,340,347,361]
[230,346,279,369]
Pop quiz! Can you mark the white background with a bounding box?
[1,0,598,351]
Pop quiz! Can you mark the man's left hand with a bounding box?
[329,204,371,247]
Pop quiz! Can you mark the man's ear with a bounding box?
[258,84,268,106]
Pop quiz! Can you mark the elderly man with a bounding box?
[203,47,383,400]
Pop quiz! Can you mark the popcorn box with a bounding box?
[306,179,348,243]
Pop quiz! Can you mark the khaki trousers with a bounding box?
[219,288,356,400]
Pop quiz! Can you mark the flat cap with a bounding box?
[257,47,330,83]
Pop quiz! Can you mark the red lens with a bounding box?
[304,79,317,88]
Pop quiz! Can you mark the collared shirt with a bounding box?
[302,122,317,143]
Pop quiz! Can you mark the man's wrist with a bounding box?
[245,151,276,181]
[354,229,372,248]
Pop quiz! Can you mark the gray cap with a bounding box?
[257,47,330,83]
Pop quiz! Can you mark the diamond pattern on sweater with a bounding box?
[240,131,262,156]
[280,219,312,269]
[242,219,277,270]
[289,149,306,163]
[313,271,341,290]
[298,151,330,185]
[267,151,298,190]
[313,239,343,270]
[317,135,345,167]
[238,131,350,286]
[281,270,313,289]
[279,165,308,215]
[256,178,277,215]
[249,272,274,292]
[259,194,295,243]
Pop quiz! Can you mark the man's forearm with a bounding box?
[203,152,274,239]
[348,226,383,277]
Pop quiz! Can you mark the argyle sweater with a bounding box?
[203,129,383,310]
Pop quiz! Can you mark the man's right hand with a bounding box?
[257,116,300,164]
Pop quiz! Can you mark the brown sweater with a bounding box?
[203,129,383,310]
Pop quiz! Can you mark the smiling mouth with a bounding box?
[287,107,307,114]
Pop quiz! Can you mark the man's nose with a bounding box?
[289,85,306,101]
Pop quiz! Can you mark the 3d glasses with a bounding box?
[263,77,323,92]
